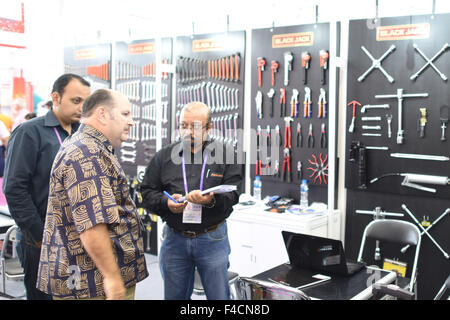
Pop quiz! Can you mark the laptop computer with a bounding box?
[282,231,365,276]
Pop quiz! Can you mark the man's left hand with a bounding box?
[185,190,214,206]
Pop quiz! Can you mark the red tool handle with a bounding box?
[230,56,234,81]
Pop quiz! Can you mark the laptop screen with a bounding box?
[282,231,345,273]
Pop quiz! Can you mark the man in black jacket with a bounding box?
[2,74,90,299]
[140,102,243,300]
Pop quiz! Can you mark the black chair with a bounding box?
[0,225,25,299]
[236,277,310,300]
[357,219,421,299]
[434,275,450,300]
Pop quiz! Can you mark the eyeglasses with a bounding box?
[179,122,209,131]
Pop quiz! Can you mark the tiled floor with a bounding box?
[0,253,205,300]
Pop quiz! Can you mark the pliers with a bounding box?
[256,125,262,175]
[280,88,286,117]
[320,123,327,148]
[296,123,302,147]
[282,148,291,182]
[308,123,314,148]
[303,86,312,118]
[318,88,327,118]
[284,117,293,149]
[290,89,299,118]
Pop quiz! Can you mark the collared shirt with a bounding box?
[2,110,79,244]
[140,138,243,232]
[37,124,148,299]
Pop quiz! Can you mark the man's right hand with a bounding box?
[167,193,187,214]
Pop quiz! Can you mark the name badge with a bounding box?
[182,202,202,224]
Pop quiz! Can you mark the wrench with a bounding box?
[386,114,393,138]
[358,45,396,83]
[361,104,390,113]
[402,204,449,259]
[283,52,294,86]
[410,43,449,81]
[362,125,381,130]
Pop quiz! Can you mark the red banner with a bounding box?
[376,23,430,41]
[272,32,314,48]
[128,42,154,55]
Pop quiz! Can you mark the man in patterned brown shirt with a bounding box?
[37,89,148,300]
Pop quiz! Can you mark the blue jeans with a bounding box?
[159,221,231,300]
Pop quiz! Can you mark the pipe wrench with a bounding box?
[283,52,293,86]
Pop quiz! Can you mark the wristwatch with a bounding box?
[203,196,216,208]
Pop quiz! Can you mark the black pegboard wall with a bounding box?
[250,23,333,204]
[345,14,450,300]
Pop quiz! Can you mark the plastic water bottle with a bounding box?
[253,176,262,201]
[300,179,309,210]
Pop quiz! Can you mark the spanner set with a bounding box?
[113,40,173,178]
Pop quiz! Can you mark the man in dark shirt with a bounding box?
[140,102,243,300]
[2,74,90,300]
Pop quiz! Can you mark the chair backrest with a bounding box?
[365,219,420,246]
[0,225,19,260]
[236,277,310,300]
[357,219,421,293]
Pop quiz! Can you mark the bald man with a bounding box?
[37,89,148,300]
[141,102,243,300]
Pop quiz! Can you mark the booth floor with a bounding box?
[0,253,206,300]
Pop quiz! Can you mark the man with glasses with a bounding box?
[140,102,243,300]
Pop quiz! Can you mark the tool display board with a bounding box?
[175,31,245,148]
[344,14,450,299]
[64,44,111,91]
[250,23,332,203]
[345,14,450,198]
[114,38,173,181]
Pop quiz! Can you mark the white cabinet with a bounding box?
[227,204,337,277]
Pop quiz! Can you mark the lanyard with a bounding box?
[181,152,208,194]
[53,127,63,145]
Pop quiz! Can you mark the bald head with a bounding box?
[180,102,211,126]
[81,89,125,118]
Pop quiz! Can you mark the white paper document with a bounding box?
[178,185,237,202]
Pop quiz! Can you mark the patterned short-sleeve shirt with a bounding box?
[37,124,148,299]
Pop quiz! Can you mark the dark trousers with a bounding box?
[16,241,52,300]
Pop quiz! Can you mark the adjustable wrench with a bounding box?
[301,51,311,84]
[319,50,329,85]
[283,52,294,86]
[257,57,266,87]
[271,60,279,86]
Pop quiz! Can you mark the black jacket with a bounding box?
[140,138,244,232]
[2,110,79,244]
